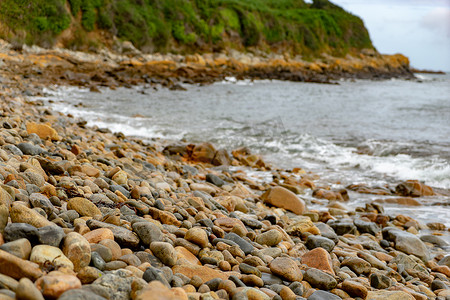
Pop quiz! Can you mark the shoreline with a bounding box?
[0,42,449,299]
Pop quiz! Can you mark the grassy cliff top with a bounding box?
[0,0,374,57]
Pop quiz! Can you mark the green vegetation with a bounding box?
[0,0,374,56]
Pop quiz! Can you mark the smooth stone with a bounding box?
[35,272,82,299]
[86,219,139,248]
[420,235,448,247]
[62,232,91,272]
[232,287,271,300]
[99,239,122,261]
[90,252,106,271]
[341,279,368,299]
[91,244,113,262]
[184,227,209,248]
[29,193,54,216]
[269,257,303,282]
[307,290,341,300]
[132,221,163,246]
[150,242,177,267]
[67,197,102,218]
[261,186,306,215]
[354,218,380,235]
[104,260,127,270]
[369,273,392,289]
[58,289,107,300]
[255,229,282,247]
[438,255,450,268]
[91,270,134,300]
[118,253,141,266]
[285,216,320,236]
[328,219,357,235]
[301,247,334,275]
[172,264,228,282]
[83,228,114,244]
[16,277,44,300]
[37,225,65,247]
[365,290,415,300]
[143,266,170,287]
[224,233,254,255]
[305,235,335,252]
[0,238,32,259]
[431,280,448,291]
[10,203,53,228]
[341,257,371,275]
[135,280,187,300]
[0,204,8,233]
[30,245,74,270]
[206,174,225,187]
[239,263,261,277]
[77,267,102,284]
[382,227,430,261]
[0,274,19,291]
[303,268,337,290]
[175,246,201,266]
[0,249,43,280]
[261,273,283,285]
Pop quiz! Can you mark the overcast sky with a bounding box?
[332,0,450,71]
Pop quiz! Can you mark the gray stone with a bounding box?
[305,235,335,252]
[17,143,44,156]
[438,255,450,268]
[132,221,163,246]
[59,289,107,300]
[315,223,338,243]
[307,290,341,300]
[206,174,225,187]
[0,274,19,291]
[91,270,133,300]
[91,251,106,271]
[383,227,430,261]
[0,238,32,259]
[37,225,65,247]
[149,242,177,267]
[328,219,357,235]
[16,277,44,300]
[3,223,39,244]
[303,268,337,290]
[420,235,448,247]
[261,272,283,285]
[354,218,380,235]
[431,280,448,291]
[143,266,170,287]
[341,257,371,275]
[369,273,392,289]
[224,233,254,255]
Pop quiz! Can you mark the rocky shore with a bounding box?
[0,41,449,300]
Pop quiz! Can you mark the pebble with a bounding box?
[35,272,82,299]
[184,227,209,248]
[16,277,45,300]
[255,229,282,247]
[303,268,337,290]
[150,242,177,267]
[269,257,303,282]
[30,245,74,270]
[0,238,32,259]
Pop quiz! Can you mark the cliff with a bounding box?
[0,0,373,57]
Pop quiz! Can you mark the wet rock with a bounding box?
[420,234,448,247]
[396,180,434,197]
[255,229,282,247]
[269,257,302,282]
[305,235,335,252]
[382,227,430,261]
[303,268,337,290]
[0,238,32,259]
[261,186,306,215]
[206,173,225,187]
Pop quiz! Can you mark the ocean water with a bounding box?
[38,73,450,231]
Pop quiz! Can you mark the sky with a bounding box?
[331,0,450,71]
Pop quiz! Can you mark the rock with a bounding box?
[0,238,32,259]
[175,246,201,266]
[112,170,127,185]
[135,280,187,300]
[0,274,19,291]
[90,251,106,270]
[58,289,107,300]
[16,277,45,300]
[354,218,380,235]
[269,257,303,282]
[10,203,54,228]
[239,263,261,277]
[130,222,162,247]
[420,234,448,247]
[26,122,60,140]
[83,228,114,244]
[62,232,91,271]
[395,180,434,197]
[172,264,228,282]
[301,248,334,275]
[224,232,254,255]
[328,219,357,235]
[150,242,177,267]
[369,273,392,289]
[3,223,39,244]
[190,143,216,164]
[286,216,320,236]
[303,268,337,290]
[305,235,335,252]
[37,225,65,247]
[341,257,371,275]
[307,290,341,300]
[232,287,270,300]
[382,227,430,261]
[0,204,8,233]
[143,266,170,287]
[206,174,225,187]
[87,219,140,248]
[341,279,368,299]
[0,249,43,280]
[67,197,102,218]
[255,229,282,247]
[365,290,415,300]
[261,186,306,214]
[438,255,450,268]
[35,272,81,299]
[91,270,134,300]
[30,245,74,270]
[77,266,102,284]
[184,227,209,248]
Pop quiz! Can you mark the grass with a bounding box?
[0,0,374,56]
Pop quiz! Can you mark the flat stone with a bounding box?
[354,218,380,235]
[303,268,337,290]
[77,266,102,284]
[224,233,254,255]
[3,223,39,244]
[301,247,334,275]
[172,264,228,282]
[0,249,43,280]
[366,290,415,300]
[16,277,44,300]
[86,219,139,248]
[420,235,448,247]
[30,245,74,270]
[67,197,102,218]
[261,186,306,214]
[10,203,54,228]
[62,232,91,272]
[369,273,392,289]
[175,246,201,266]
[0,238,32,259]
[143,266,170,287]
[383,227,430,261]
[269,257,302,282]
[0,274,19,291]
[132,221,163,246]
[305,235,335,252]
[26,122,60,140]
[29,193,54,216]
[135,280,187,300]
[307,290,341,300]
[58,289,107,300]
[232,287,270,300]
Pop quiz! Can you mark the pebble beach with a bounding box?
[0,41,449,300]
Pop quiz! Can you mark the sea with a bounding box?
[37,73,450,241]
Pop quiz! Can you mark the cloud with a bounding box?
[421,7,450,37]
